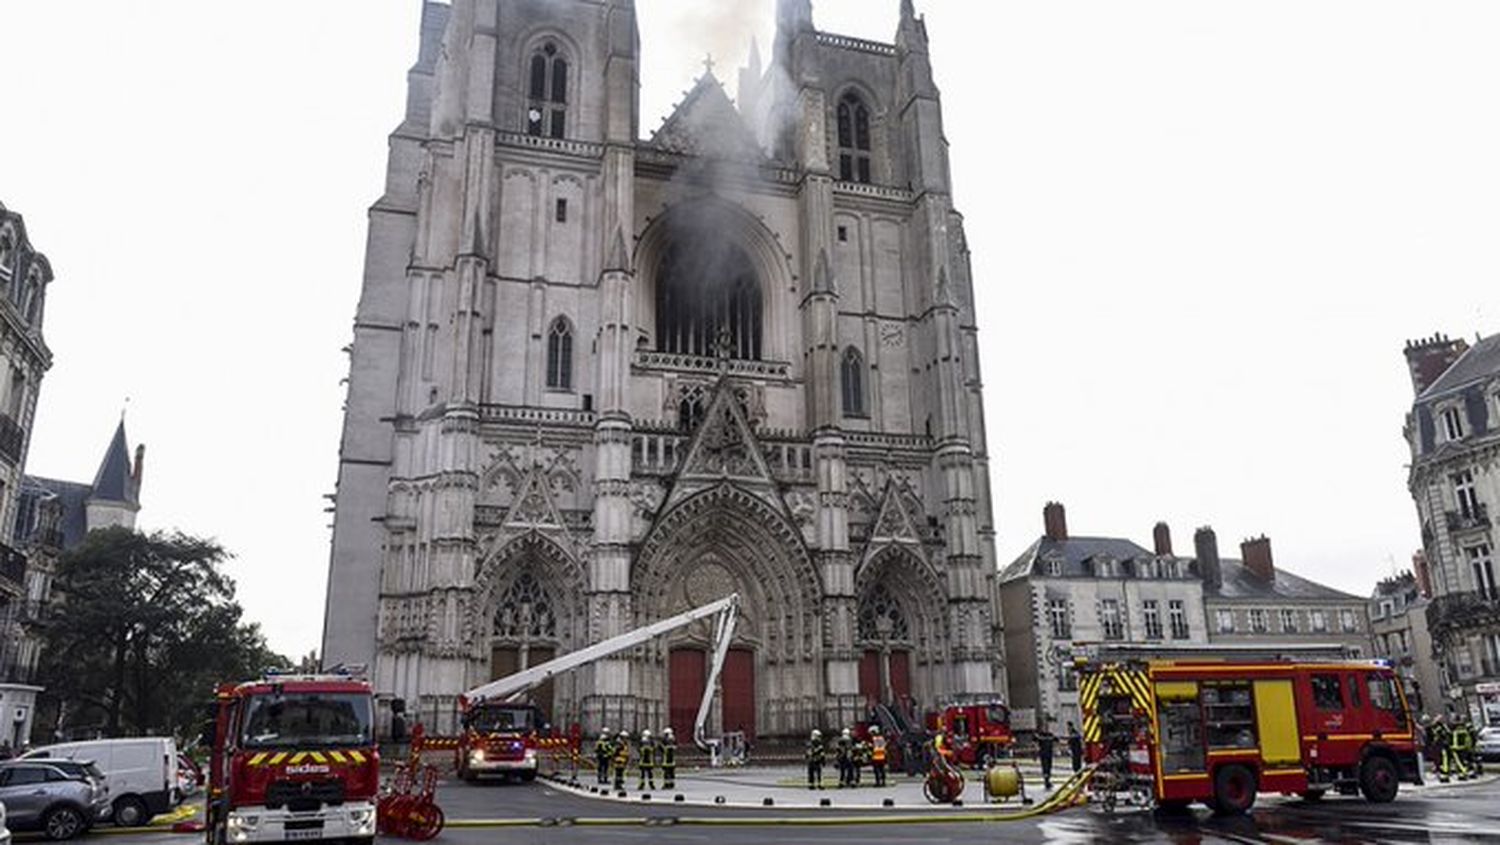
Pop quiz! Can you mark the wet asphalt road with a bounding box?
[71,776,1500,844]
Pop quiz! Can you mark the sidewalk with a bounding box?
[541,762,1070,810]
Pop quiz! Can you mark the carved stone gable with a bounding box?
[662,379,779,513]
[504,463,565,529]
[870,479,921,545]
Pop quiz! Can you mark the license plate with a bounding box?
[286,829,323,840]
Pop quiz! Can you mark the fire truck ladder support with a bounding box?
[459,593,741,752]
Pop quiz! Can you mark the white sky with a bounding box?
[1,1,1496,659]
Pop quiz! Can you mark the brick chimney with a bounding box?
[1404,333,1469,396]
[1194,526,1222,591]
[1043,502,1068,542]
[1412,550,1433,598]
[1153,522,1173,556]
[1242,536,1274,582]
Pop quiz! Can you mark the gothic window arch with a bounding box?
[526,41,569,139]
[836,92,872,184]
[857,582,910,642]
[655,241,762,361]
[493,568,559,641]
[545,316,573,390]
[841,347,866,417]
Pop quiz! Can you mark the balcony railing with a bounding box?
[0,413,23,465]
[1447,503,1491,533]
[0,545,24,593]
[1427,590,1500,637]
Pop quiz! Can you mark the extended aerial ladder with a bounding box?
[459,594,740,752]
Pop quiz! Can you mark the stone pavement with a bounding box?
[539,760,1069,810]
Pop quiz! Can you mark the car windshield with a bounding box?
[1480,727,1500,738]
[466,706,536,733]
[241,692,373,749]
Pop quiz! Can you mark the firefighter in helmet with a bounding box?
[1452,716,1477,781]
[661,727,678,790]
[594,728,614,785]
[638,729,658,790]
[612,729,631,791]
[870,725,889,787]
[806,728,826,790]
[835,727,855,787]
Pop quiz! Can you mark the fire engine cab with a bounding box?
[1081,654,1420,814]
[453,701,547,783]
[204,671,379,844]
[935,701,1015,768]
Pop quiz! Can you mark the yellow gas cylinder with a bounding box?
[984,764,1022,801]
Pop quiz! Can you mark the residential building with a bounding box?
[0,201,55,749]
[998,503,1208,731]
[1370,567,1441,719]
[324,0,1000,735]
[1403,331,1500,723]
[1198,530,1371,657]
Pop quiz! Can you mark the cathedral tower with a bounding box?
[326,0,1002,736]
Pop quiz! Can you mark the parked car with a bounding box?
[21,738,178,827]
[0,760,106,840]
[1477,726,1500,762]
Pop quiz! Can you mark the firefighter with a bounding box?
[870,726,889,787]
[660,727,678,790]
[1431,717,1458,782]
[836,727,855,787]
[637,729,658,790]
[1067,721,1083,773]
[853,734,870,786]
[612,729,631,791]
[594,728,614,785]
[806,728,827,790]
[1035,723,1057,791]
[1452,717,1477,781]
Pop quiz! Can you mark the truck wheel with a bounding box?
[113,795,151,827]
[43,806,86,841]
[520,770,538,783]
[1211,765,1257,815]
[1360,756,1399,803]
[1299,789,1325,802]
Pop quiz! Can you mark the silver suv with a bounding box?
[0,760,107,840]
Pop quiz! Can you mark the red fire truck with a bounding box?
[935,701,1015,768]
[1081,654,1421,814]
[204,671,379,844]
[452,701,549,783]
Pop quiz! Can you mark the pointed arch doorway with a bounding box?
[667,646,757,742]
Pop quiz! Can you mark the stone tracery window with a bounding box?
[546,317,573,390]
[0,226,14,279]
[857,582,910,642]
[836,93,872,184]
[493,569,558,640]
[841,347,866,417]
[526,41,568,139]
[655,241,762,361]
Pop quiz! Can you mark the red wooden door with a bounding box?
[890,651,912,701]
[669,648,706,740]
[859,651,881,705]
[721,648,757,741]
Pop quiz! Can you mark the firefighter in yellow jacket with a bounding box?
[661,727,678,790]
[612,730,631,791]
[638,729,659,790]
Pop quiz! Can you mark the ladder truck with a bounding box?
[435,594,741,781]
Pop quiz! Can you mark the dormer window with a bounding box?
[526,42,568,139]
[0,227,13,279]
[1442,404,1465,442]
[836,93,872,184]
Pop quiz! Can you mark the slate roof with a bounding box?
[998,535,1160,583]
[649,73,765,161]
[1207,557,1362,602]
[21,476,92,549]
[91,421,135,504]
[1419,332,1500,401]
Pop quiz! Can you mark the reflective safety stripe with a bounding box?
[290,752,308,764]
[248,753,268,766]
[348,750,367,764]
[329,751,347,764]
[309,751,327,764]
[269,752,288,765]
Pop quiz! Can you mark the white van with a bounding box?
[21,738,179,826]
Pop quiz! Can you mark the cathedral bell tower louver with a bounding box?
[325,0,1004,735]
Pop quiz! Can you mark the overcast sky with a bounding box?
[1,1,1496,659]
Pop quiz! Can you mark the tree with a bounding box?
[38,526,289,740]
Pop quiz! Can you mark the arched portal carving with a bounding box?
[633,483,822,736]
[854,545,950,708]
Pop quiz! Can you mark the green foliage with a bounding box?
[38,526,290,740]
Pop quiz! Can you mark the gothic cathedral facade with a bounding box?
[324,0,1002,737]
